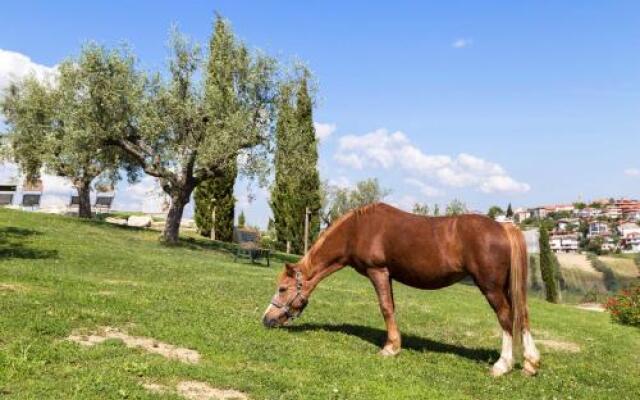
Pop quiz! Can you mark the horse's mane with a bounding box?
[300,203,386,273]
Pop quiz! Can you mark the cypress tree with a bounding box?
[271,84,296,251]
[270,75,321,254]
[294,77,322,246]
[506,203,514,218]
[539,225,560,303]
[238,210,246,228]
[194,163,236,241]
[193,16,242,242]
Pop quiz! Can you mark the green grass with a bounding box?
[1,208,639,399]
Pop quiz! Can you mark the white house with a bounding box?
[624,210,640,222]
[514,207,530,223]
[549,233,579,253]
[588,221,609,238]
[621,232,640,252]
[574,207,602,219]
[618,222,640,239]
[603,206,623,220]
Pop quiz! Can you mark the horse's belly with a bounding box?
[388,265,467,290]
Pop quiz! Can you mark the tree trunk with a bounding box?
[77,180,92,219]
[162,190,190,244]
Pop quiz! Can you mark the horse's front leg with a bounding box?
[367,267,401,356]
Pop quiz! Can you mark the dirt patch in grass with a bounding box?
[0,283,27,292]
[177,381,248,400]
[537,339,581,353]
[141,382,169,394]
[67,327,200,364]
[576,303,605,312]
[141,381,248,400]
[102,279,140,286]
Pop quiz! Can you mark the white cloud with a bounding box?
[388,194,418,212]
[0,49,57,94]
[452,38,473,49]
[624,168,640,177]
[404,178,444,197]
[314,122,336,140]
[328,175,352,189]
[334,128,530,194]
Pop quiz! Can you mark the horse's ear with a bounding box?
[285,263,295,276]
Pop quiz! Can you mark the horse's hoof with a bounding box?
[523,358,539,376]
[490,359,513,377]
[378,347,400,357]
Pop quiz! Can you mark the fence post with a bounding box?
[304,207,310,254]
[210,206,216,241]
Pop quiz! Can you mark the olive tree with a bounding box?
[106,19,278,243]
[1,48,138,218]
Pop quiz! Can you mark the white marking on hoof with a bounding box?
[491,357,513,377]
[378,346,400,357]
[491,330,514,377]
[523,330,540,365]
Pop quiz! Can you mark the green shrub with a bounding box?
[605,283,640,327]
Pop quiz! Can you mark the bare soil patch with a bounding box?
[141,381,248,400]
[576,303,605,312]
[67,327,200,364]
[177,381,248,400]
[102,279,139,286]
[537,339,581,353]
[0,283,27,292]
[141,382,169,394]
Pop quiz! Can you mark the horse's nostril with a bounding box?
[262,316,276,328]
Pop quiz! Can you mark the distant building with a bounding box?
[549,233,579,253]
[574,207,602,219]
[529,207,549,220]
[625,210,640,222]
[495,215,514,223]
[618,222,640,239]
[603,205,623,220]
[555,218,579,232]
[621,232,640,253]
[514,207,530,223]
[588,221,609,238]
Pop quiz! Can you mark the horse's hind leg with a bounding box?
[482,288,515,376]
[366,268,401,356]
[522,304,540,375]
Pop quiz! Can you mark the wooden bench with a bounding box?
[0,185,16,207]
[233,228,270,267]
[94,195,114,213]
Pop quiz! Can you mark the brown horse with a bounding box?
[262,203,540,376]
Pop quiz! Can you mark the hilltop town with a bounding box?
[504,198,640,254]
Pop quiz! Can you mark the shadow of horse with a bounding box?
[285,323,498,363]
[0,227,58,260]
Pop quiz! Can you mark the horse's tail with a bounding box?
[503,223,527,358]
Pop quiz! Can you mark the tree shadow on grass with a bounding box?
[0,226,58,260]
[284,323,498,363]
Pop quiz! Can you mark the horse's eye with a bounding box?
[278,287,287,293]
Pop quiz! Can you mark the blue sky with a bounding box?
[1,1,639,227]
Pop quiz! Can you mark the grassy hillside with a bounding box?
[1,208,639,399]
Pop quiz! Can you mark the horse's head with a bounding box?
[262,263,309,328]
